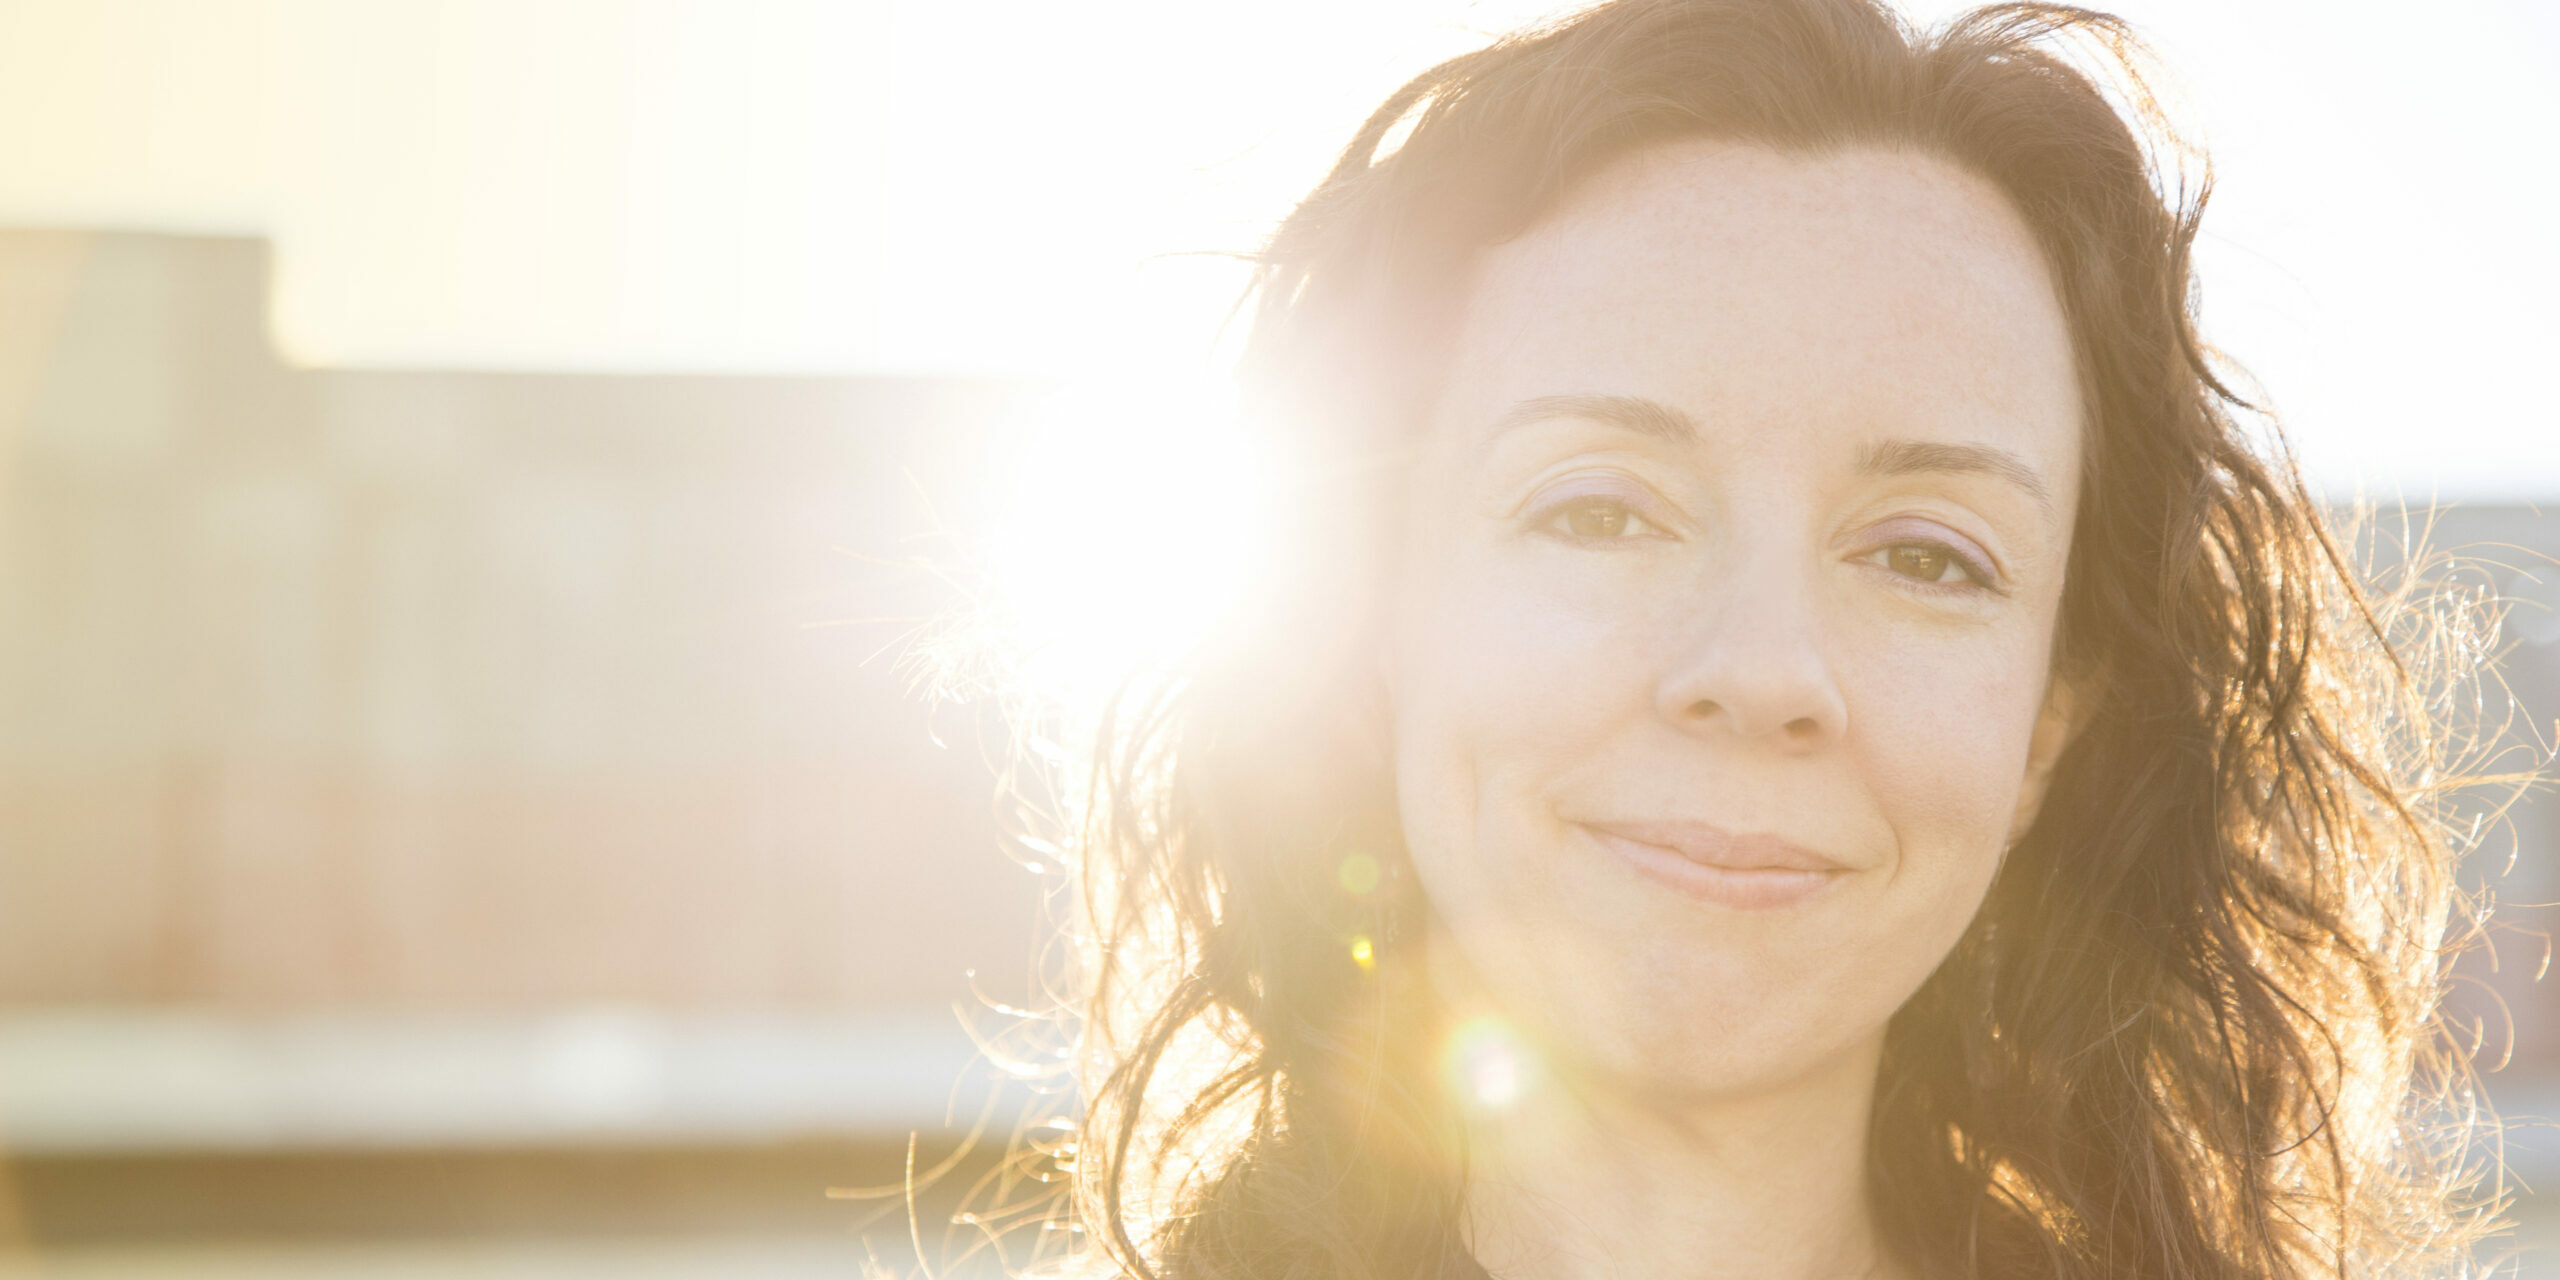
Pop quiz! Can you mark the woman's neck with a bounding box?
[1454,1032,1902,1280]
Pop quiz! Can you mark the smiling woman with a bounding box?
[1385,141,2086,1144]
[1032,2,2502,1278]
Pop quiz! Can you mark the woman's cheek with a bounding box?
[1442,548,1652,736]
[1844,621,2052,861]
[1387,544,1637,848]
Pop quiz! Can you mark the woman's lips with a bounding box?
[1576,820,1850,910]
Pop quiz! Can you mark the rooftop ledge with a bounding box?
[0,1006,1052,1156]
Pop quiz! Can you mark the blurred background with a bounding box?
[0,0,2552,1276]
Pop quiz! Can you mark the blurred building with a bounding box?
[0,228,1050,1277]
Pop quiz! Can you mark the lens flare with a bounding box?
[1442,1014,1537,1109]
[1349,935,1375,971]
[985,370,1275,715]
[1336,852,1382,897]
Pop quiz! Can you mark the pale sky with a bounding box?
[0,0,2553,499]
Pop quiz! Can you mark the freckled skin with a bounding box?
[1385,140,2086,1109]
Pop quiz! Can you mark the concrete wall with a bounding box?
[0,229,1043,1011]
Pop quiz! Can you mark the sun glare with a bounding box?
[1443,1014,1539,1110]
[985,370,1276,716]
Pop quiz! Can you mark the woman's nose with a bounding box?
[1651,558,1848,753]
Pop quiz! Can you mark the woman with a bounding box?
[1044,1,2498,1277]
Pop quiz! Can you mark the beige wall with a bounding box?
[0,229,1042,1008]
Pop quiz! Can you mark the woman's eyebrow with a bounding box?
[1856,439,2051,511]
[1489,393,1698,442]
[1487,397,2052,510]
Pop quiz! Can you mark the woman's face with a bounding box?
[1384,140,2084,1102]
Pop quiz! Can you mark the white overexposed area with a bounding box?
[0,0,2550,497]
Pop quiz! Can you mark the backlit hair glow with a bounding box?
[1037,3,2510,1277]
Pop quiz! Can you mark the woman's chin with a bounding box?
[1428,937,1881,1110]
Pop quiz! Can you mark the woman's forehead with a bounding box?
[1430,137,2083,484]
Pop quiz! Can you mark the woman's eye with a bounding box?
[1869,541,1987,588]
[1543,495,1658,541]
[1563,498,1636,538]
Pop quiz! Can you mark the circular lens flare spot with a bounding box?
[1349,935,1375,971]
[1442,1015,1537,1110]
[1336,853,1382,897]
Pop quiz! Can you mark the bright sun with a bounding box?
[984,369,1278,719]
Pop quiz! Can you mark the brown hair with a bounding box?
[1054,2,2502,1277]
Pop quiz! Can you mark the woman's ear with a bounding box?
[2006,671,2090,846]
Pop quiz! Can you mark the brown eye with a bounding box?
[1562,499,1633,538]
[1885,544,1953,582]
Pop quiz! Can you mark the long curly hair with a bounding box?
[1046,2,2507,1277]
